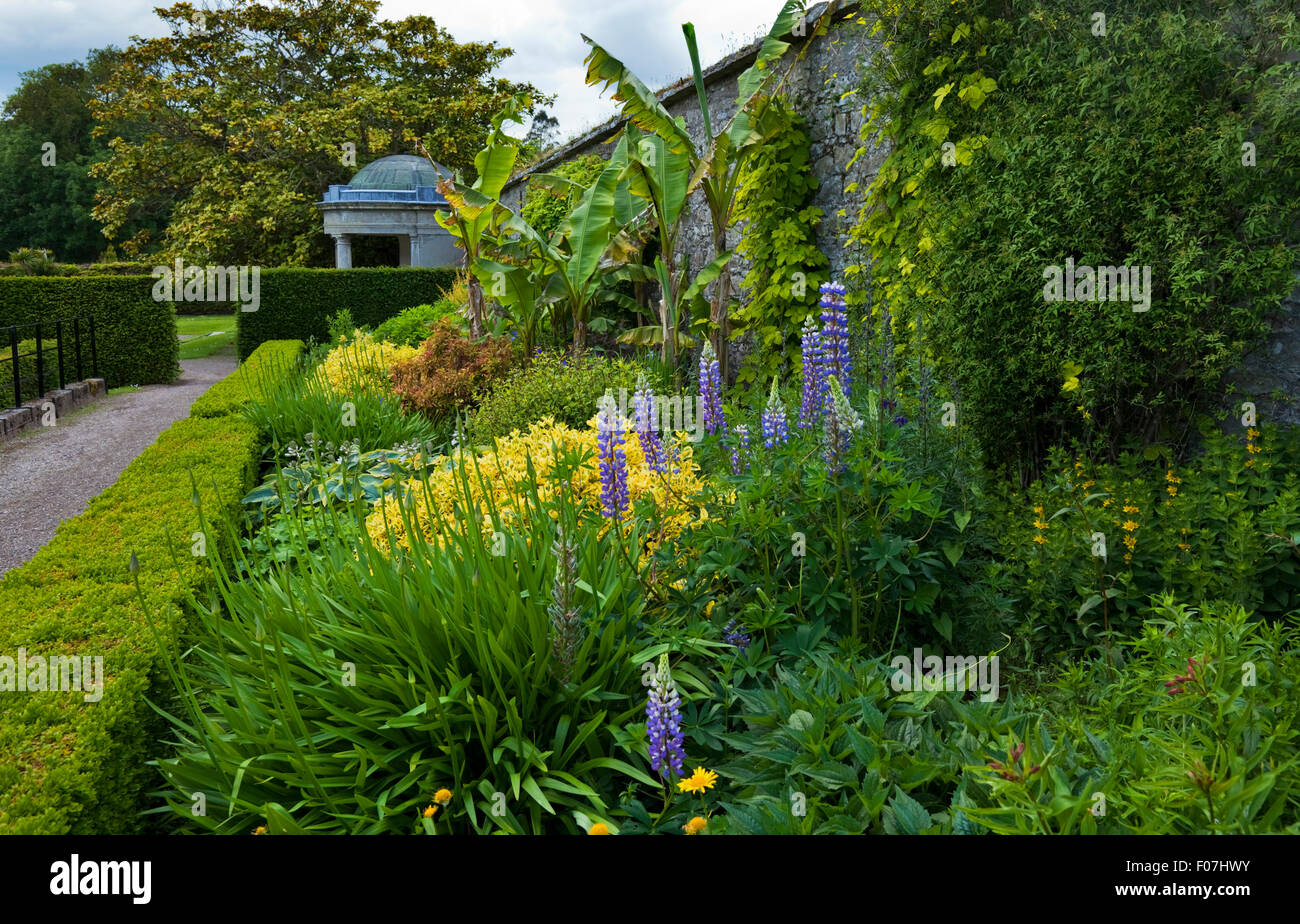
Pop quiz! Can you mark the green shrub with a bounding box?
[987,424,1300,660]
[703,598,1299,834]
[0,339,297,833]
[467,350,657,442]
[0,275,178,387]
[372,299,465,347]
[850,0,1300,471]
[235,267,457,359]
[154,445,655,834]
[189,339,304,418]
[390,318,516,423]
[242,350,443,454]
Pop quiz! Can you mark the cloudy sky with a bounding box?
[0,0,781,142]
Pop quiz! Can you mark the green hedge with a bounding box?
[0,276,179,388]
[190,338,305,418]
[0,339,303,834]
[234,267,457,359]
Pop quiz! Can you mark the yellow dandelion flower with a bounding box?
[253,825,267,836]
[423,805,436,819]
[434,788,453,806]
[588,823,611,835]
[1122,520,1139,532]
[677,767,719,794]
[683,816,708,835]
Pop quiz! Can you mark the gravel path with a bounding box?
[0,354,239,576]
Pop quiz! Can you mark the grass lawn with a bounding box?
[177,313,237,359]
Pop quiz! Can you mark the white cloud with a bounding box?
[0,0,782,141]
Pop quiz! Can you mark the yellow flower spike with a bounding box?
[588,823,612,835]
[683,816,708,835]
[677,767,719,794]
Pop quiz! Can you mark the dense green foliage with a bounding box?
[371,297,466,346]
[850,0,1300,473]
[0,49,163,263]
[0,275,178,387]
[732,97,828,387]
[467,350,657,442]
[190,339,305,418]
[154,444,655,833]
[0,340,300,833]
[520,154,607,241]
[232,268,457,358]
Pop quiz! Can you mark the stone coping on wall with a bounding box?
[0,377,107,441]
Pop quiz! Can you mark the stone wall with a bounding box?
[501,2,885,373]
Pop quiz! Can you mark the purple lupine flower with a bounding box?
[729,424,750,475]
[761,377,789,449]
[819,281,851,393]
[633,379,667,474]
[595,396,629,519]
[823,375,864,474]
[699,342,725,436]
[799,317,826,429]
[723,619,751,652]
[646,654,685,780]
[880,305,898,420]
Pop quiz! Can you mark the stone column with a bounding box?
[334,234,353,269]
[398,235,412,267]
[409,234,424,268]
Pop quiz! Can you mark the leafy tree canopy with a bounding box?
[91,0,548,265]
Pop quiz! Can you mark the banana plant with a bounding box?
[430,93,532,339]
[441,128,650,352]
[582,0,840,382]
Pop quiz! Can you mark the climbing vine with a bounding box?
[732,95,829,388]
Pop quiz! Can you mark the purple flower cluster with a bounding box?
[646,654,685,779]
[762,377,789,448]
[699,342,725,436]
[596,397,629,520]
[823,375,864,474]
[819,282,851,393]
[729,424,750,475]
[633,380,667,474]
[723,619,751,652]
[799,317,825,429]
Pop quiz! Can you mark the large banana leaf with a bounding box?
[581,35,697,160]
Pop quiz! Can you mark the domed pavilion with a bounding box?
[318,154,461,268]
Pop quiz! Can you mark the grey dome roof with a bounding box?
[348,154,450,190]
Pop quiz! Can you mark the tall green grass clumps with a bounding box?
[152,445,658,834]
[242,342,443,454]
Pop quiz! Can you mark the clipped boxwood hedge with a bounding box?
[190,338,305,418]
[0,339,303,834]
[0,276,179,389]
[234,267,457,359]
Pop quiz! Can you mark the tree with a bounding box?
[90,0,545,265]
[0,48,157,262]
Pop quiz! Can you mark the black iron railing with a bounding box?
[2,316,100,411]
